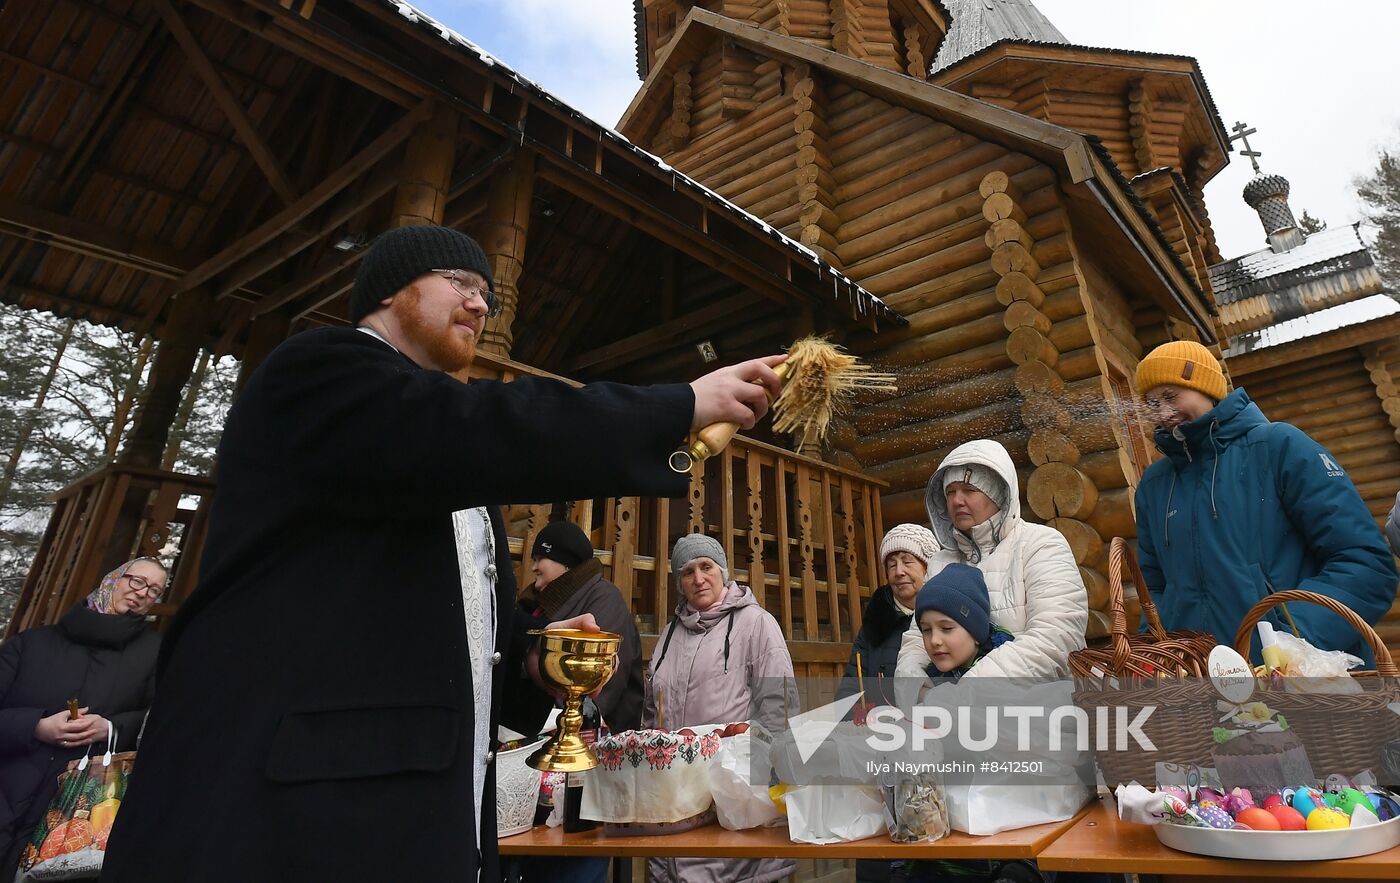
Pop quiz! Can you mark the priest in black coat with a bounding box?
[102,225,783,882]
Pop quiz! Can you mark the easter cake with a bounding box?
[1209,702,1314,794]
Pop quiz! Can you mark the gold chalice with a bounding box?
[526,628,622,772]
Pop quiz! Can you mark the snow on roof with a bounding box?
[1226,293,1400,355]
[1209,225,1371,306]
[384,1,900,325]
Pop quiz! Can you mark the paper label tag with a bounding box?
[1208,646,1255,703]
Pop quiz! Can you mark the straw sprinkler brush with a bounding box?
[669,336,896,473]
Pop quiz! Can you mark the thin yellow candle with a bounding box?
[855,653,865,705]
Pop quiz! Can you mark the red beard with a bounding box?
[391,283,477,372]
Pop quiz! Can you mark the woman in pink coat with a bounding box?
[643,534,796,883]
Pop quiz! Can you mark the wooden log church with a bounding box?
[4,0,1399,674]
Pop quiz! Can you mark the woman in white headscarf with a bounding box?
[895,440,1087,679]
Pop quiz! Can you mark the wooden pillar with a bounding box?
[669,64,693,150]
[1127,80,1156,175]
[792,65,840,267]
[1363,344,1400,445]
[235,309,293,394]
[103,288,215,570]
[980,171,1109,618]
[390,101,457,230]
[902,19,927,80]
[118,289,217,471]
[478,152,535,358]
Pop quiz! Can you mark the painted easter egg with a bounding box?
[1261,793,1285,810]
[1365,792,1400,822]
[1306,807,1350,830]
[1290,787,1325,818]
[1222,787,1255,815]
[1331,789,1371,816]
[1234,807,1281,830]
[1266,805,1307,831]
[1197,805,1236,829]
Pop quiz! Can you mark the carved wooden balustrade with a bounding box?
[10,352,888,685]
[467,352,889,681]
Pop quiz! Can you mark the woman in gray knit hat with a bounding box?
[642,533,796,883]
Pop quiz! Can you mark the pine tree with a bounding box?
[1298,210,1327,235]
[1356,140,1400,287]
[0,302,243,630]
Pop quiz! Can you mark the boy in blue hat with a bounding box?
[916,563,1013,682]
[909,565,1046,883]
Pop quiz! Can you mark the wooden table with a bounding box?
[500,807,1090,859]
[1038,796,1400,880]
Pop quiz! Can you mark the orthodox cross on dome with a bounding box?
[1229,121,1262,173]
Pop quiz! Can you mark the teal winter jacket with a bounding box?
[1134,388,1397,665]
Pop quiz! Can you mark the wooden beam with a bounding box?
[172,98,432,296]
[0,198,193,278]
[215,164,401,298]
[534,158,803,314]
[566,290,762,374]
[0,49,96,91]
[182,0,421,106]
[151,0,297,204]
[2,282,149,328]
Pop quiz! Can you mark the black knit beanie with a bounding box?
[531,521,594,568]
[349,225,495,325]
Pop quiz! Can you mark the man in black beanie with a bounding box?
[103,225,786,883]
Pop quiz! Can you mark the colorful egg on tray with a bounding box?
[1261,793,1285,810]
[1234,807,1281,830]
[1289,787,1325,818]
[1366,791,1400,821]
[1196,805,1236,829]
[1266,804,1307,831]
[1305,807,1350,831]
[1330,788,1372,816]
[1222,787,1254,815]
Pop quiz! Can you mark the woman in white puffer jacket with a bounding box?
[895,439,1088,679]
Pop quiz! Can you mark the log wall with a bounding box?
[1243,345,1400,658]
[636,51,1221,652]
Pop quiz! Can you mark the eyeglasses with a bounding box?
[123,573,165,598]
[430,269,501,319]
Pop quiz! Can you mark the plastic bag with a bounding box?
[1275,630,1364,694]
[784,784,887,844]
[19,726,131,881]
[707,726,783,830]
[884,769,949,843]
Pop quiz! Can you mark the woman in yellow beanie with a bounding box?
[1133,341,1396,664]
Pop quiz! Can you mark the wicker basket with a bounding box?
[1232,589,1400,783]
[1069,538,1219,788]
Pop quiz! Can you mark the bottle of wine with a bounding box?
[563,697,600,833]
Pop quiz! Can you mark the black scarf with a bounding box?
[518,557,603,619]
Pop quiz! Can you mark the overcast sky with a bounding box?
[413,0,1398,261]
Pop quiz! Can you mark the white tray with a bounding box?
[1154,814,1400,861]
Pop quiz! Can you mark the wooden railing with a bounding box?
[502,434,887,679]
[7,464,215,636]
[10,353,888,683]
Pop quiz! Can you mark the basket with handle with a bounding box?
[1069,538,1220,787]
[1232,589,1400,782]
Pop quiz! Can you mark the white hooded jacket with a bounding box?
[895,439,1088,679]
